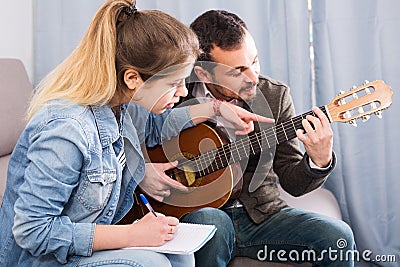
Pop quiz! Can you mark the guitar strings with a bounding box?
[187,99,380,176]
[167,83,384,178]
[166,107,324,178]
[191,108,318,165]
[169,94,380,179]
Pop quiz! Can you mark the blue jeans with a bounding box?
[77,249,194,267]
[181,206,355,267]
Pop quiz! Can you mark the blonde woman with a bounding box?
[0,1,272,266]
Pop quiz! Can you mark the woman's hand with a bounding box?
[93,212,179,250]
[128,212,179,247]
[189,100,274,135]
[219,101,275,135]
[139,162,189,201]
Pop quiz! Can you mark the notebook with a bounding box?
[125,222,217,254]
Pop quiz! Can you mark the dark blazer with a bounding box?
[180,75,335,224]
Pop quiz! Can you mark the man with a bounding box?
[179,10,355,266]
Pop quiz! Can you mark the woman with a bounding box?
[0,1,272,266]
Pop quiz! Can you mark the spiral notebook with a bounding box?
[125,222,217,254]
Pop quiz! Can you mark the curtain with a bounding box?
[33,0,104,85]
[34,0,311,112]
[312,0,400,265]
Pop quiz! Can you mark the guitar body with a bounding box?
[119,124,235,223]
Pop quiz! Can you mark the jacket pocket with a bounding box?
[77,170,117,211]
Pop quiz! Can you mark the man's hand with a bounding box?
[296,106,333,168]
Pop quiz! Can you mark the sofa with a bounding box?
[0,58,342,267]
[0,58,32,205]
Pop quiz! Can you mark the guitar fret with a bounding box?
[206,151,214,173]
[213,157,219,170]
[225,144,231,164]
[262,130,271,148]
[221,146,229,166]
[272,127,279,144]
[268,129,276,147]
[249,138,256,155]
[277,123,292,144]
[241,139,249,158]
[210,154,218,172]
[281,122,288,140]
[209,160,215,172]
[255,133,262,152]
[216,149,223,169]
[209,151,218,175]
[280,118,296,140]
[233,142,242,161]
[199,155,206,176]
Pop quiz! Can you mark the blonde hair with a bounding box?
[27,0,199,119]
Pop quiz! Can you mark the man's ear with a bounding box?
[194,66,213,83]
[124,69,143,90]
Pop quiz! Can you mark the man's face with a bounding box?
[205,30,260,101]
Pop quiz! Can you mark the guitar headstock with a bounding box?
[326,80,393,126]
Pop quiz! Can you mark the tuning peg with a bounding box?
[343,111,351,119]
[361,115,370,122]
[375,111,383,118]
[338,90,346,96]
[358,106,364,115]
[339,99,346,105]
[348,119,358,127]
[363,80,370,85]
[350,85,357,91]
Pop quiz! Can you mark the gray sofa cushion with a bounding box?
[0,58,31,157]
[0,154,10,203]
[0,58,32,204]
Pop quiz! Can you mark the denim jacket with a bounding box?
[0,99,193,266]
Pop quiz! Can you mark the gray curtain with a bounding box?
[34,0,399,265]
[312,0,400,265]
[33,0,104,84]
[34,0,311,111]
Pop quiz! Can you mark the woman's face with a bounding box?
[131,62,194,114]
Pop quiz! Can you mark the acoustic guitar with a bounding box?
[118,80,393,224]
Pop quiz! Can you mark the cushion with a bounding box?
[0,154,11,203]
[0,58,32,156]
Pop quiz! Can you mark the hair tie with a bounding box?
[123,1,137,16]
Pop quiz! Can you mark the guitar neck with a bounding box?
[271,105,330,146]
[167,106,330,179]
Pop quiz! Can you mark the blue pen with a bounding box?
[139,193,158,217]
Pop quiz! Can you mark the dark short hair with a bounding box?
[190,10,247,62]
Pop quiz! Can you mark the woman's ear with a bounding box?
[124,69,143,90]
[194,66,212,83]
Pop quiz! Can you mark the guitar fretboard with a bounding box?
[166,106,329,179]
